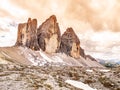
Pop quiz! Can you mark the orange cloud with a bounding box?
[9,0,120,32]
[0,8,12,17]
[66,0,120,32]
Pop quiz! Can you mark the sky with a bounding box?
[0,0,120,61]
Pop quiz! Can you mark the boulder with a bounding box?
[15,18,39,50]
[59,28,80,58]
[37,15,61,53]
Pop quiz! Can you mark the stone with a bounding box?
[59,28,80,58]
[15,18,39,50]
[37,15,61,53]
[86,55,97,61]
[80,47,86,58]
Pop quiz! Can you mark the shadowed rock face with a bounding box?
[15,18,39,50]
[59,28,80,58]
[37,15,61,53]
[80,47,86,58]
[86,55,97,61]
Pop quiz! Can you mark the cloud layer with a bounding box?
[9,0,120,32]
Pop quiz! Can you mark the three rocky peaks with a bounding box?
[16,15,85,59]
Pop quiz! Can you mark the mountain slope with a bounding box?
[0,46,32,65]
[0,46,104,67]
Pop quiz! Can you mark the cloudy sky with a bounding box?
[0,0,120,61]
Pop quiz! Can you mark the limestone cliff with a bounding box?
[15,18,39,50]
[59,28,80,58]
[80,47,86,58]
[37,15,61,53]
[15,15,98,61]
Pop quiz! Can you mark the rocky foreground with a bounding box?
[0,64,119,90]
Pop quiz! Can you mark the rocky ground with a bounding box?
[0,63,119,90]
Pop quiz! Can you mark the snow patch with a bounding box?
[51,56,63,63]
[99,69,110,72]
[39,50,53,62]
[28,54,38,66]
[86,69,93,72]
[65,80,97,90]
[27,53,47,66]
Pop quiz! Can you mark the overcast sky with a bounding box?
[0,0,120,61]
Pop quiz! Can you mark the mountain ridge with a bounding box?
[0,15,104,67]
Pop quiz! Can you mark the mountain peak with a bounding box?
[37,15,60,53]
[15,18,39,50]
[49,15,57,21]
[27,18,31,22]
[59,28,80,58]
[15,15,98,61]
[66,27,75,33]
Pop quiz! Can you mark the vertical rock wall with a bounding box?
[15,15,88,59]
[59,28,80,58]
[15,18,39,50]
[37,15,61,53]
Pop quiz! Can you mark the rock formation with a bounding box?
[37,15,61,53]
[15,18,39,50]
[80,47,86,58]
[86,55,97,61]
[15,15,98,61]
[59,28,80,58]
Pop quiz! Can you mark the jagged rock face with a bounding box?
[80,47,86,58]
[15,18,39,50]
[86,55,97,61]
[37,15,61,53]
[59,28,80,58]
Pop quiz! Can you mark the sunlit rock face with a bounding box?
[15,18,39,50]
[37,15,61,53]
[59,28,80,58]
